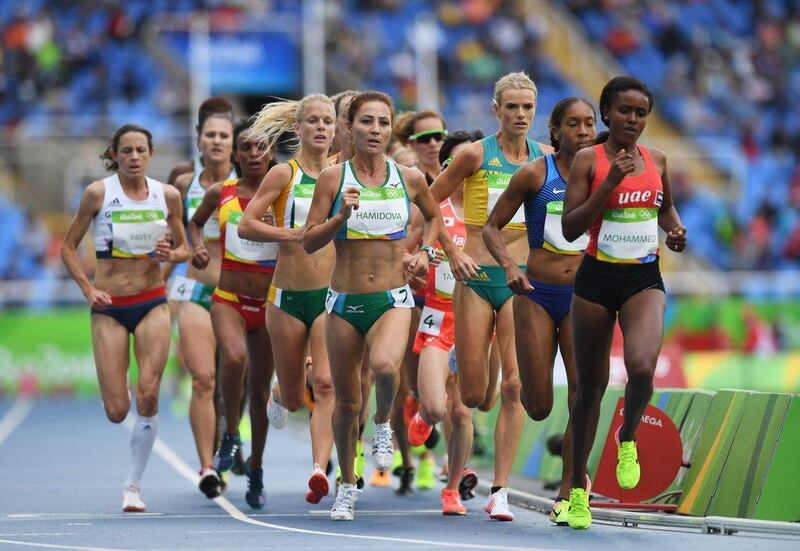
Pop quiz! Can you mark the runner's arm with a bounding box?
[158,186,190,263]
[303,166,350,253]
[653,149,687,252]
[239,164,302,243]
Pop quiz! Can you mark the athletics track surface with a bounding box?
[0,399,797,551]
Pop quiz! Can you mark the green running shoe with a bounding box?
[549,497,569,526]
[567,488,590,530]
[355,440,365,481]
[391,450,403,476]
[416,457,435,490]
[616,439,641,490]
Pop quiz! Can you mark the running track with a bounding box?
[0,398,797,551]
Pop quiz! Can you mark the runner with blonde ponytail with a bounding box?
[238,94,339,504]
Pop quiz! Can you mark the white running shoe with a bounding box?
[330,483,361,521]
[267,386,287,429]
[483,488,514,521]
[306,464,330,504]
[122,484,146,512]
[372,422,394,472]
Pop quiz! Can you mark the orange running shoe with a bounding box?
[407,413,433,447]
[441,488,466,515]
[369,469,391,487]
[403,394,419,426]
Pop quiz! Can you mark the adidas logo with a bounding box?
[488,157,502,168]
[108,198,122,207]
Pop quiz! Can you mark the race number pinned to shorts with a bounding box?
[324,288,340,314]
[417,305,445,336]
[389,285,414,309]
[169,275,196,301]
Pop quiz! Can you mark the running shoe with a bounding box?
[549,497,570,526]
[198,468,222,499]
[403,394,419,426]
[395,466,415,496]
[306,464,329,504]
[567,487,590,530]
[335,465,365,490]
[267,387,288,430]
[122,484,145,512]
[424,425,440,449]
[416,456,436,490]
[458,468,478,501]
[407,412,433,447]
[616,433,641,490]
[331,483,361,521]
[245,467,265,510]
[372,422,394,472]
[441,488,466,515]
[483,488,514,521]
[231,447,246,476]
[369,469,391,487]
[212,433,241,473]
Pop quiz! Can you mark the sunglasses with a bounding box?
[410,129,448,144]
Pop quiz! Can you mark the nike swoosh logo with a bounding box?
[553,188,565,194]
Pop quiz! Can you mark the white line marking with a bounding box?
[0,534,77,537]
[0,398,33,447]
[0,538,131,551]
[143,428,551,551]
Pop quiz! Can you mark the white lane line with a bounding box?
[0,398,33,447]
[145,430,550,551]
[0,539,130,551]
[0,533,77,537]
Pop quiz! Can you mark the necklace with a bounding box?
[603,142,638,158]
[352,160,385,176]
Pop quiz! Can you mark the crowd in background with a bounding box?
[0,0,797,286]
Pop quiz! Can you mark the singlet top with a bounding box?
[218,178,278,272]
[272,159,319,229]
[463,134,543,230]
[94,174,168,259]
[585,144,663,264]
[331,159,410,240]
[424,198,467,309]
[524,154,589,254]
[185,165,237,242]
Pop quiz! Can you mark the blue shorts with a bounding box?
[524,280,574,326]
[92,286,167,333]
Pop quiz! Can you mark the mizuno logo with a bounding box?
[346,305,365,314]
[488,157,502,168]
[108,198,122,207]
[553,188,565,194]
[387,182,402,188]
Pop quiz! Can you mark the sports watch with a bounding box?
[419,244,436,261]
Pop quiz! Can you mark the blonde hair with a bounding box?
[393,109,446,146]
[493,72,538,106]
[250,94,334,154]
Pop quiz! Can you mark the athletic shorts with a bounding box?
[268,286,327,329]
[325,284,415,334]
[573,254,665,313]
[413,304,455,354]
[169,275,214,311]
[463,265,519,312]
[524,280,574,326]
[92,286,167,333]
[212,288,267,331]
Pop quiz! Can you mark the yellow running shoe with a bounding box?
[416,456,436,490]
[390,450,403,475]
[355,440,365,481]
[549,498,569,526]
[567,488,590,530]
[616,440,641,490]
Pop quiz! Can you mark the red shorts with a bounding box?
[412,304,455,354]
[211,288,267,331]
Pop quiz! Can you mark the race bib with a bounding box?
[389,285,414,308]
[324,288,340,314]
[434,260,456,299]
[169,275,196,301]
[417,305,445,336]
[597,208,659,262]
[292,184,315,228]
[111,210,167,258]
[487,172,524,225]
[225,211,279,263]
[543,201,588,254]
[346,186,408,240]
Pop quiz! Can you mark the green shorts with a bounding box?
[463,265,518,312]
[325,284,415,334]
[170,276,214,311]
[268,286,327,329]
